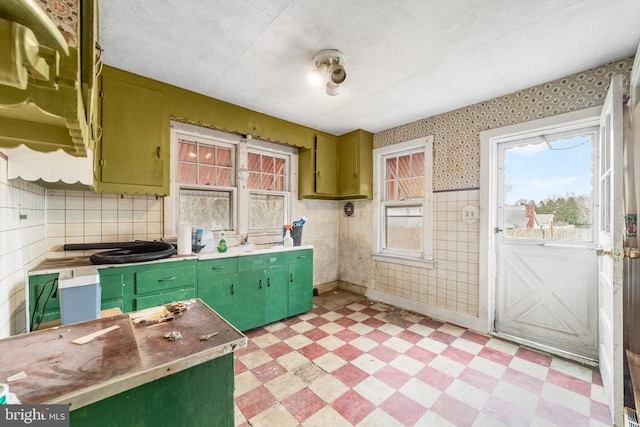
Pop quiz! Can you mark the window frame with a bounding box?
[372,135,434,268]
[166,121,298,244]
[242,141,295,236]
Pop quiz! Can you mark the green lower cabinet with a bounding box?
[28,273,61,330]
[236,269,266,331]
[133,260,197,311]
[288,262,313,317]
[197,257,239,327]
[99,267,133,313]
[264,266,289,325]
[197,273,238,327]
[71,353,235,427]
[29,250,312,331]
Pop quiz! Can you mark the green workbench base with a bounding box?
[71,353,234,427]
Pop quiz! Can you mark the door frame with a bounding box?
[479,106,602,361]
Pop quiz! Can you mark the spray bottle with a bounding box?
[283,225,294,248]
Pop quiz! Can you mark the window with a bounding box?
[178,139,233,186]
[373,136,433,268]
[177,136,235,231]
[247,150,289,232]
[166,122,297,243]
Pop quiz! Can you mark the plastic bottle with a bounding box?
[283,225,293,247]
[293,216,308,227]
[217,231,228,253]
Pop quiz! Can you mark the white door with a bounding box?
[494,123,600,360]
[596,74,624,427]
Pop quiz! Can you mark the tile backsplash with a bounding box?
[0,155,47,337]
[374,189,480,316]
[45,190,164,258]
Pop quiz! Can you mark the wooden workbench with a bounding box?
[0,299,246,426]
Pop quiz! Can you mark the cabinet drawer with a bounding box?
[285,249,313,265]
[135,265,196,294]
[238,253,288,271]
[134,287,196,310]
[197,258,238,278]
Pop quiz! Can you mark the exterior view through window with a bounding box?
[384,150,425,252]
[501,126,597,242]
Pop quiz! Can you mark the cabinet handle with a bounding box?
[297,255,306,259]
[231,283,235,295]
[259,279,263,289]
[290,273,294,282]
[158,276,176,282]
[211,266,225,270]
[156,146,162,159]
[267,277,271,287]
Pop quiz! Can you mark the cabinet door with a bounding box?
[236,270,266,331]
[99,270,126,312]
[315,134,338,195]
[264,266,288,324]
[288,262,313,317]
[29,274,60,330]
[338,133,359,196]
[98,67,168,195]
[198,273,238,328]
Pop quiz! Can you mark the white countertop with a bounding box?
[196,244,313,260]
[29,245,313,276]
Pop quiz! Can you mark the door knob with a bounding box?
[625,249,640,259]
[595,248,613,258]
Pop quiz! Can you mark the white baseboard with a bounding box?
[364,289,487,333]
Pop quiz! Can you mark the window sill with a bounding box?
[371,253,434,269]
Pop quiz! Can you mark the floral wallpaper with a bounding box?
[374,57,634,191]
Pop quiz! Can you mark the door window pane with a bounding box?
[502,129,596,242]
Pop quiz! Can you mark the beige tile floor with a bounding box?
[234,289,611,426]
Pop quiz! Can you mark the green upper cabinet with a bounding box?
[96,67,169,195]
[338,129,373,199]
[0,0,99,156]
[315,134,338,196]
[298,129,373,200]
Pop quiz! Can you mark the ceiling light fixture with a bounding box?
[309,49,346,96]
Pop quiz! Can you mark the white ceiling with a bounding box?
[98,0,640,136]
